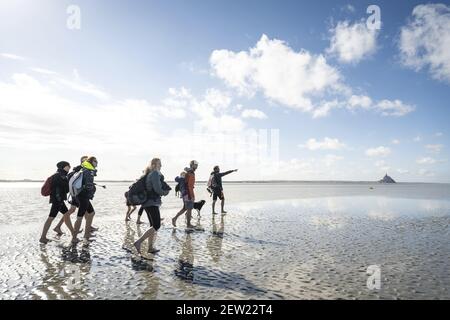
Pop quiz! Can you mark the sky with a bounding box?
[0,0,449,182]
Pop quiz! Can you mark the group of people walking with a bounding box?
[40,156,99,245]
[40,157,237,257]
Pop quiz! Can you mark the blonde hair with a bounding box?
[144,158,161,175]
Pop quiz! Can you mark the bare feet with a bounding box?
[71,238,80,244]
[134,241,142,254]
[39,238,51,244]
[53,227,63,235]
[172,218,177,227]
[221,210,227,214]
[212,211,218,215]
[125,217,130,222]
[90,226,99,232]
[136,221,143,225]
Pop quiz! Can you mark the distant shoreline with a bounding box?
[0,179,448,184]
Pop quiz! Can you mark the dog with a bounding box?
[193,200,206,217]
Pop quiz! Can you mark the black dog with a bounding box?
[193,200,206,217]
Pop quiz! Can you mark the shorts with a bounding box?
[68,195,80,208]
[212,189,224,201]
[183,195,194,210]
[145,206,161,231]
[49,202,68,218]
[77,197,95,217]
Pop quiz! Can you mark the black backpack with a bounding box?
[127,174,149,205]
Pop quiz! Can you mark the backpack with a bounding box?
[69,170,84,197]
[174,176,187,198]
[207,173,217,188]
[41,175,54,197]
[127,173,149,206]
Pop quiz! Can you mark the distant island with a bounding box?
[379,173,396,183]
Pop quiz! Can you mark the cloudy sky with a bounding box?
[0,0,449,182]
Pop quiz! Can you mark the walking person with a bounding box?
[40,161,74,244]
[71,157,98,244]
[172,161,198,229]
[209,166,238,214]
[133,158,170,255]
[53,155,88,236]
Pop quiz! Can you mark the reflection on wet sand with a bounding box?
[207,215,225,263]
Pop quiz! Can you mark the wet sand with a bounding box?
[0,182,449,299]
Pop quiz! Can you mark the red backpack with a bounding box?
[41,175,54,197]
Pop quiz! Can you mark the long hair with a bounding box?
[144,158,161,175]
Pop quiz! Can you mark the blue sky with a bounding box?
[0,0,449,182]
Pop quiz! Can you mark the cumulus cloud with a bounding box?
[346,95,414,116]
[241,109,267,119]
[327,20,378,64]
[210,34,343,113]
[210,34,413,118]
[391,139,400,145]
[299,137,346,151]
[399,4,450,83]
[365,146,391,157]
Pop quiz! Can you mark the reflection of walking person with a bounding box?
[208,166,238,215]
[207,215,225,263]
[133,158,170,255]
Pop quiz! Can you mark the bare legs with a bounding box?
[134,227,156,254]
[40,217,55,244]
[221,198,226,214]
[125,206,136,221]
[172,207,187,227]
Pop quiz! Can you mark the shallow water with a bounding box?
[0,182,449,299]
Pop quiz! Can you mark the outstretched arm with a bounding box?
[219,169,238,178]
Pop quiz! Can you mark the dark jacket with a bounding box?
[78,162,97,200]
[142,171,169,207]
[212,170,234,191]
[50,169,69,203]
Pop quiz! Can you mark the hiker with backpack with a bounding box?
[133,158,171,255]
[71,157,99,244]
[171,171,188,228]
[209,166,238,214]
[125,189,137,222]
[171,160,199,230]
[53,155,88,236]
[40,161,74,244]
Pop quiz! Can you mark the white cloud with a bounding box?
[241,109,267,119]
[210,34,413,118]
[416,157,436,165]
[210,34,342,113]
[347,94,372,110]
[399,4,450,83]
[413,135,422,142]
[366,146,391,157]
[374,160,386,167]
[300,137,346,151]
[397,169,409,174]
[374,99,415,116]
[391,139,400,145]
[346,96,414,117]
[30,67,58,75]
[425,144,443,154]
[56,69,110,100]
[0,53,25,61]
[327,20,378,64]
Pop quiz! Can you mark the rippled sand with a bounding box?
[0,183,449,299]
